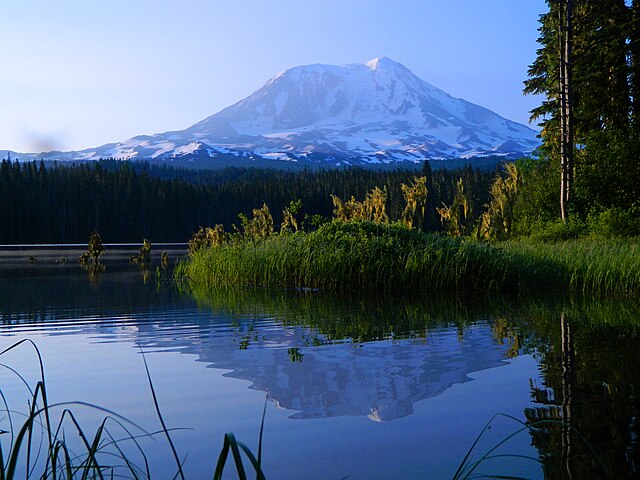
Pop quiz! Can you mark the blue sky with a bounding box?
[1,1,547,153]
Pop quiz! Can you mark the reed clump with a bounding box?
[1,339,151,480]
[177,221,564,296]
[177,221,640,297]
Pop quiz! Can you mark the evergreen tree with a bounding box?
[524,0,639,218]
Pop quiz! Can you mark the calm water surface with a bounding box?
[0,251,638,479]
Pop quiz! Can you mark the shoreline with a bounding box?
[0,245,188,272]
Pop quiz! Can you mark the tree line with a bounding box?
[0,159,496,244]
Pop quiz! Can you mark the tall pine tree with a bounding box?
[525,0,639,216]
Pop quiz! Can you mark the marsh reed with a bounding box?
[177,221,640,298]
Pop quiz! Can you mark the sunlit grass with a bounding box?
[177,221,640,298]
[177,221,546,295]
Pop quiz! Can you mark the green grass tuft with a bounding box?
[177,221,640,297]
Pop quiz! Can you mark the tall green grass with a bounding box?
[500,237,640,296]
[178,221,640,297]
[177,221,564,296]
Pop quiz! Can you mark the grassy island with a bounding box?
[176,220,640,298]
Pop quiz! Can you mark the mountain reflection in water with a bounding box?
[148,323,508,422]
[0,266,511,422]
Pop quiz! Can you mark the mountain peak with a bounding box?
[365,56,401,71]
[175,57,539,164]
[276,57,404,79]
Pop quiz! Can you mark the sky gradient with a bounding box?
[1,1,548,154]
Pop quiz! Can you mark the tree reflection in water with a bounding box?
[525,304,640,479]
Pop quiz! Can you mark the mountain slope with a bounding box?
[8,57,540,166]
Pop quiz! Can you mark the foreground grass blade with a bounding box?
[2,340,152,480]
[213,432,266,480]
[257,398,267,468]
[138,345,185,480]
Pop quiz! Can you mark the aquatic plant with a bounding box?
[81,231,105,265]
[477,163,520,240]
[213,401,267,480]
[331,185,392,224]
[188,225,228,255]
[139,239,152,263]
[130,239,152,264]
[437,178,471,237]
[0,339,151,479]
[280,199,302,233]
[400,176,427,229]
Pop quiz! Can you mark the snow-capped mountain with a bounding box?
[9,57,540,166]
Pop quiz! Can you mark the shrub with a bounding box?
[527,218,587,243]
[587,208,640,238]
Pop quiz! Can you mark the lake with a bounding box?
[0,247,638,479]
